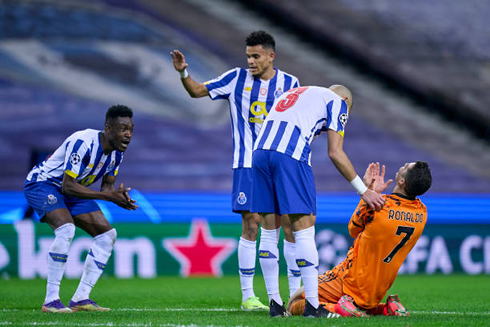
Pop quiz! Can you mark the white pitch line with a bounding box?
[2,308,490,316]
[0,308,239,313]
[117,308,239,312]
[411,310,490,316]
[0,323,243,327]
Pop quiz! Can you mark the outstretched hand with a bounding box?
[170,49,188,72]
[363,162,393,194]
[112,183,138,210]
[361,189,385,211]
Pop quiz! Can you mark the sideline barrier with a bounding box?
[0,191,489,277]
[1,191,489,224]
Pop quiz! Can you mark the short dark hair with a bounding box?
[105,105,133,124]
[245,30,275,51]
[405,161,432,197]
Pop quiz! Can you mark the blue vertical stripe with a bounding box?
[112,152,123,174]
[65,139,85,172]
[234,69,247,167]
[86,141,104,177]
[284,74,292,91]
[269,121,288,151]
[256,120,274,149]
[249,78,262,142]
[338,100,348,132]
[265,69,278,113]
[94,153,112,182]
[326,100,333,130]
[284,126,301,157]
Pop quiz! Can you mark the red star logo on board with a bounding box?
[162,219,237,277]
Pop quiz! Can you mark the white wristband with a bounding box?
[179,69,189,79]
[350,175,368,195]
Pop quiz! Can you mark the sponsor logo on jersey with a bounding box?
[237,192,247,205]
[47,194,57,205]
[97,161,104,169]
[249,101,268,124]
[260,87,267,96]
[70,153,81,166]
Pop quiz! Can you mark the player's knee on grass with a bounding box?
[289,299,305,316]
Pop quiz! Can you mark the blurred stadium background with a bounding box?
[0,0,489,279]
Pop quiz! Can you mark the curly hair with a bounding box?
[105,105,133,123]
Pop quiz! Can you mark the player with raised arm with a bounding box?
[24,105,137,313]
[251,85,386,317]
[287,161,432,317]
[171,31,301,311]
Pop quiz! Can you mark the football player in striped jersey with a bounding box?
[171,31,301,311]
[251,85,385,317]
[24,105,137,313]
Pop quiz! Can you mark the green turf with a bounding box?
[1,275,489,326]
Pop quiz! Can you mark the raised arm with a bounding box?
[170,49,209,98]
[327,130,385,210]
[62,173,138,210]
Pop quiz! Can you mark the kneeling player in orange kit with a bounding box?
[287,161,432,317]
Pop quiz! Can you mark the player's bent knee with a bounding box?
[55,223,76,240]
[289,299,305,316]
[96,228,117,247]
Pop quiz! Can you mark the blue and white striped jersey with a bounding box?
[205,67,299,168]
[254,86,349,165]
[26,129,123,188]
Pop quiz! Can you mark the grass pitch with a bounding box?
[1,274,489,326]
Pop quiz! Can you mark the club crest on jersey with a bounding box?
[107,161,115,172]
[47,194,57,205]
[274,88,283,98]
[70,153,81,166]
[260,87,267,96]
[237,192,247,205]
[339,113,349,128]
[97,161,104,169]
